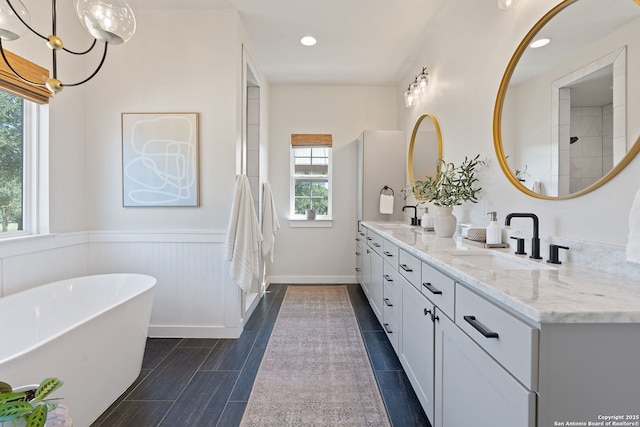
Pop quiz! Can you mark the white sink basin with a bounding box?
[449,251,555,271]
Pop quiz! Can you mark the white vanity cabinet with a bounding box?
[359,222,640,427]
[399,274,436,422]
[355,229,366,285]
[381,239,401,351]
[362,228,384,322]
[435,311,536,427]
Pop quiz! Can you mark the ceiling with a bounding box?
[128,0,443,86]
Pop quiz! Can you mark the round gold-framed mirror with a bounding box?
[408,113,443,200]
[494,0,640,199]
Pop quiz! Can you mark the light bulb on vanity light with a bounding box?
[417,68,430,93]
[404,85,415,108]
[498,0,519,9]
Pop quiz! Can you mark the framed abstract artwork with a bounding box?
[121,112,199,207]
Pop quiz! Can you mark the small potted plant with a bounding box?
[411,155,483,237]
[0,378,68,427]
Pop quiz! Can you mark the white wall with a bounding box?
[397,0,640,256]
[268,85,399,282]
[0,6,269,337]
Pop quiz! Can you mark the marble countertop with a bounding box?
[362,221,640,324]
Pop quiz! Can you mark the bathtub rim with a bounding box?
[0,273,157,366]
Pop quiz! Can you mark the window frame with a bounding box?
[289,144,333,221]
[0,49,49,239]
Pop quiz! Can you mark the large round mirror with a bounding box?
[494,0,640,199]
[408,114,443,199]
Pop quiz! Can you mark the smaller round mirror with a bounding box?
[408,114,443,200]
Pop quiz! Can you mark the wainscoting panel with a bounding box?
[0,233,89,297]
[88,232,243,338]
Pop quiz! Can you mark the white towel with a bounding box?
[531,180,543,195]
[261,182,280,262]
[380,194,394,214]
[626,186,640,264]
[225,175,263,292]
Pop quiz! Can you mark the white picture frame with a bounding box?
[121,112,199,207]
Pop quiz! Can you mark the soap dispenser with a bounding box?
[486,211,502,244]
[421,207,434,230]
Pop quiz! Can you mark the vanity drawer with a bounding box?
[382,239,399,267]
[398,249,421,290]
[421,262,455,319]
[366,229,384,255]
[382,309,399,353]
[455,284,538,390]
[383,263,400,322]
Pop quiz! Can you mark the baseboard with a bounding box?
[148,325,242,339]
[267,275,358,284]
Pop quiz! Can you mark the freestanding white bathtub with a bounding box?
[0,273,156,427]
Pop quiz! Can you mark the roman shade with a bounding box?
[0,50,51,104]
[291,134,333,147]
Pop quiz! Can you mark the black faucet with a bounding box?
[402,205,420,226]
[504,213,542,259]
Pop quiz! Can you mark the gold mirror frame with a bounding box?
[408,113,443,200]
[493,0,640,200]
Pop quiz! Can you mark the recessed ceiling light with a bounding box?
[530,38,551,49]
[300,36,317,46]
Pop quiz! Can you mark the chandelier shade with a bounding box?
[75,0,136,45]
[0,0,136,95]
[0,0,28,40]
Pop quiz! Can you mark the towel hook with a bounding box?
[380,186,394,196]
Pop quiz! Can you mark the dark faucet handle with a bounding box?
[547,244,569,264]
[510,236,526,255]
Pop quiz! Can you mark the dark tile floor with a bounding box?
[91,284,431,427]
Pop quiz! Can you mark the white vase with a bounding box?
[434,206,457,237]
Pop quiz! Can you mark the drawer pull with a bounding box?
[383,323,393,334]
[373,242,381,247]
[384,298,393,307]
[366,237,373,241]
[464,315,499,339]
[383,251,394,257]
[383,274,393,282]
[355,251,361,256]
[355,237,361,242]
[399,264,413,272]
[359,232,365,236]
[422,282,443,295]
[355,268,361,272]
[423,308,432,316]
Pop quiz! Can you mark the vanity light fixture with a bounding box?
[403,66,430,108]
[530,38,551,48]
[300,35,317,46]
[0,0,136,95]
[498,0,519,9]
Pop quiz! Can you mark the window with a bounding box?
[290,134,332,220]
[0,50,50,238]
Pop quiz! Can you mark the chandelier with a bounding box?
[0,0,136,95]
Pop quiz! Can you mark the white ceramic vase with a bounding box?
[434,206,457,237]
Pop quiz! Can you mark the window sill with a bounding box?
[289,217,333,228]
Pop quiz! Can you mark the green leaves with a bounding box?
[34,378,63,402]
[411,155,484,207]
[0,378,63,427]
[25,403,48,427]
[0,400,32,422]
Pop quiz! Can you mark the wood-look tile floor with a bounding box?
[91,284,431,427]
